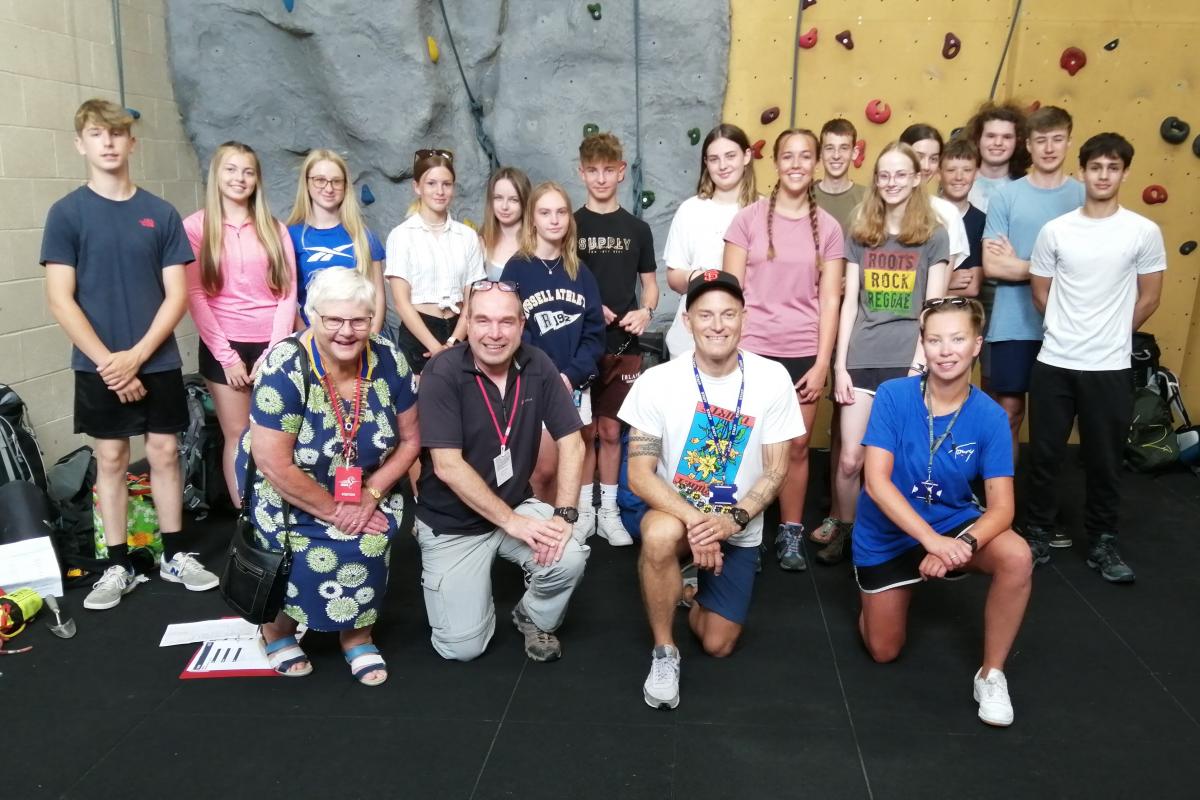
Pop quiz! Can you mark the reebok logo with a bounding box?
[305,243,354,263]
[139,218,155,229]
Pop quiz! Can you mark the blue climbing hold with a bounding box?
[360,184,375,206]
[282,0,295,12]
[126,107,141,120]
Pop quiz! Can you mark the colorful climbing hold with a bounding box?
[1160,117,1191,145]
[639,191,655,210]
[282,0,294,11]
[942,32,961,60]
[462,218,478,231]
[751,139,766,160]
[587,3,601,21]
[761,106,780,126]
[360,184,375,206]
[865,99,891,125]
[950,127,964,139]
[1142,185,1168,205]
[1193,134,1200,158]
[1027,100,1041,113]
[427,36,440,63]
[836,30,854,50]
[125,107,141,120]
[798,28,818,49]
[688,128,701,146]
[802,0,817,8]
[1104,38,1119,51]
[1180,240,1197,256]
[852,140,866,168]
[1059,47,1086,76]
[583,123,599,138]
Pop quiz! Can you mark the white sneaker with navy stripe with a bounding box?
[160,552,219,591]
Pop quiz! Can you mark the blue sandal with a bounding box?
[265,635,312,677]
[344,643,388,687]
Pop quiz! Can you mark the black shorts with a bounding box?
[848,366,909,395]
[198,339,269,385]
[74,369,188,439]
[761,354,816,386]
[397,312,458,374]
[854,518,977,593]
[987,340,1042,395]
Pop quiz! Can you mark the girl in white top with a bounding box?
[663,124,757,357]
[385,149,485,373]
[480,166,531,281]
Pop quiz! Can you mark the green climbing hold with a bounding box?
[587,4,601,21]
[583,123,600,138]
[639,191,655,210]
[688,128,701,145]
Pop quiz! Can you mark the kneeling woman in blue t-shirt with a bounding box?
[854,297,1032,728]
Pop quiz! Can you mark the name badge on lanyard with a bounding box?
[478,374,522,487]
[324,367,365,503]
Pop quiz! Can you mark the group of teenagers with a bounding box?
[40,96,1166,727]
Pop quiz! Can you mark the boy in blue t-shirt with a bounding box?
[41,99,217,611]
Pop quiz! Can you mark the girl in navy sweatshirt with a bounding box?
[501,181,605,511]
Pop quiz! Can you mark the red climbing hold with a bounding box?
[942,32,961,59]
[761,106,780,125]
[836,30,854,50]
[751,139,766,160]
[1059,47,1086,76]
[1027,100,1041,113]
[852,140,866,168]
[798,27,818,49]
[1142,185,1168,205]
[865,100,891,125]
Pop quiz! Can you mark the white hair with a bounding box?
[303,268,376,323]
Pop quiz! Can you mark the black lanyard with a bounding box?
[692,354,745,483]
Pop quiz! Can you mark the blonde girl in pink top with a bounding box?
[723,128,846,570]
[184,141,297,505]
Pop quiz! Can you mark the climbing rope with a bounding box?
[788,0,807,128]
[629,0,645,217]
[111,0,126,108]
[436,0,500,172]
[989,0,1025,100]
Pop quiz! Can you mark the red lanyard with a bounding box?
[476,374,521,451]
[322,371,364,464]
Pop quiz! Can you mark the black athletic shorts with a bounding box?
[762,354,817,387]
[848,366,910,395]
[854,518,977,593]
[74,368,188,439]
[198,339,269,385]
[987,340,1042,395]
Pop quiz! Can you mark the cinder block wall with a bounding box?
[0,0,202,462]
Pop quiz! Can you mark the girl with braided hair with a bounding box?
[723,128,845,570]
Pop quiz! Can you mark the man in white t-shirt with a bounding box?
[620,271,804,709]
[1027,132,1166,583]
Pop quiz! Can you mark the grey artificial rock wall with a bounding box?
[165,0,730,313]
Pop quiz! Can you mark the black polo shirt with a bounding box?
[415,343,583,534]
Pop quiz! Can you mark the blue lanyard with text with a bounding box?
[692,353,745,485]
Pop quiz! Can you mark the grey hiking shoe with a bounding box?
[775,523,807,571]
[643,644,681,710]
[84,565,138,610]
[1023,529,1053,566]
[815,521,851,566]
[1026,523,1072,549]
[160,552,219,591]
[1086,534,1135,583]
[512,606,562,662]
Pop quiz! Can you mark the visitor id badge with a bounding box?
[709,483,737,506]
[493,448,514,487]
[572,389,583,409]
[334,466,363,502]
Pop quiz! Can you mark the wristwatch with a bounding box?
[445,337,460,346]
[553,506,580,524]
[956,531,978,553]
[365,486,383,504]
[729,506,751,530]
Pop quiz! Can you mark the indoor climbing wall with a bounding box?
[725,0,1200,443]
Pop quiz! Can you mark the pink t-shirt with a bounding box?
[724,198,845,357]
[183,211,297,367]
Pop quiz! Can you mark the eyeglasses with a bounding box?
[308,176,346,191]
[470,279,519,293]
[923,297,971,310]
[415,148,454,165]
[876,171,914,185]
[318,314,372,332]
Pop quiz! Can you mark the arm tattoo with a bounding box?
[742,443,789,511]
[628,430,663,459]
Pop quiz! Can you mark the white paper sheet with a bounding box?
[186,637,274,672]
[0,536,63,598]
[159,618,262,647]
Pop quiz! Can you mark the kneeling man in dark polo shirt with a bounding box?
[415,279,590,662]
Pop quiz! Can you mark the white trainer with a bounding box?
[575,505,597,542]
[596,507,634,546]
[973,668,1014,727]
[643,644,681,709]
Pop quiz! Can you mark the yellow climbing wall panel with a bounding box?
[725,0,1200,445]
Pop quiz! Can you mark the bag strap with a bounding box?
[241,337,312,555]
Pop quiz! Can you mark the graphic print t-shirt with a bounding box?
[574,206,657,352]
[288,223,386,323]
[617,351,805,548]
[844,228,949,369]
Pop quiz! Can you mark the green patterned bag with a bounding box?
[93,473,162,564]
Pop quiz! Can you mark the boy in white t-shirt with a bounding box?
[1026,132,1166,583]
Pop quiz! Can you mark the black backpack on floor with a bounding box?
[0,384,47,491]
[179,374,225,520]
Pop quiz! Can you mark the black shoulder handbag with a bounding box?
[218,339,309,624]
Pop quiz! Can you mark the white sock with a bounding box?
[579,483,594,509]
[600,483,619,510]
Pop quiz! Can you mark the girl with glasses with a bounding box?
[183,141,297,506]
[481,167,531,281]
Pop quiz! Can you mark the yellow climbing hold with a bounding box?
[462,218,478,231]
[427,36,440,63]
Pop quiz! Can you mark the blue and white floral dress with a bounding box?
[237,334,418,631]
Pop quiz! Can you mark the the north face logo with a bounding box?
[139,218,155,228]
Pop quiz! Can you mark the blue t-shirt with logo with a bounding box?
[983,177,1084,342]
[852,376,1012,567]
[287,222,385,322]
[39,186,192,373]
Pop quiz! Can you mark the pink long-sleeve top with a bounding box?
[183,210,297,368]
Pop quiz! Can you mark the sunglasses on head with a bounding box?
[415,148,454,164]
[923,297,971,310]
[471,279,519,293]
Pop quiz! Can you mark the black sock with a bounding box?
[161,530,186,560]
[107,542,133,572]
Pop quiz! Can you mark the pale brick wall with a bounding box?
[0,0,202,462]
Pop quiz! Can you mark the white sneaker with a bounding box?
[973,668,1014,726]
[596,507,634,546]
[160,552,220,591]
[643,644,681,709]
[575,505,597,542]
[83,565,138,610]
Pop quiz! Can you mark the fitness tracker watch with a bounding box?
[553,506,580,524]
